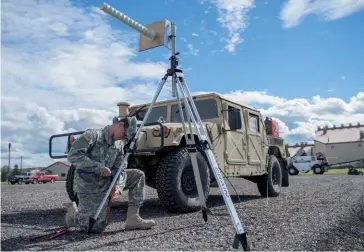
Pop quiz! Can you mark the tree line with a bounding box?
[1,164,22,182]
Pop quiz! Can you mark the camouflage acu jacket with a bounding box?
[67,126,127,194]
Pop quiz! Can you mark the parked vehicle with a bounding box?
[24,172,59,184]
[49,92,290,213]
[7,171,39,185]
[7,174,27,185]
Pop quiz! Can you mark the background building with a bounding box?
[313,123,364,166]
[41,161,71,181]
[287,142,314,157]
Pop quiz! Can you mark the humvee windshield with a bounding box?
[135,98,219,123]
[136,106,168,123]
[170,99,219,122]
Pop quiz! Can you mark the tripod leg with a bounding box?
[175,77,212,221]
[178,75,211,146]
[176,74,250,250]
[88,74,169,234]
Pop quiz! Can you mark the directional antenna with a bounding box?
[100,3,172,52]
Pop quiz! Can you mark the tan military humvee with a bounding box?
[63,92,289,213]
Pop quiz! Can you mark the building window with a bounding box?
[61,173,66,177]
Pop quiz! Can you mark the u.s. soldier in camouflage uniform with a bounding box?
[63,116,156,233]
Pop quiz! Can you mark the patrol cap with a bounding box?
[112,116,129,128]
[112,116,137,140]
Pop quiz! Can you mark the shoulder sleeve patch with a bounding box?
[82,131,91,142]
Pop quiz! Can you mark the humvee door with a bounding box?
[222,102,247,165]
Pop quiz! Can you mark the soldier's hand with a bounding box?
[100,167,111,176]
[111,186,121,200]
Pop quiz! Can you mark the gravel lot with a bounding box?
[1,174,364,251]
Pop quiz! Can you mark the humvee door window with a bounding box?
[228,106,242,130]
[137,106,168,123]
[171,99,218,122]
[249,114,259,133]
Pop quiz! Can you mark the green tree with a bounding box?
[1,165,11,182]
[11,164,21,176]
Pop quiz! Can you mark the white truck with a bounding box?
[287,147,328,175]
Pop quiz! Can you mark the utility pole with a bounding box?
[8,143,11,168]
[20,156,23,170]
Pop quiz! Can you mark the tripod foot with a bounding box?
[233,232,250,251]
[202,207,213,222]
[88,217,96,234]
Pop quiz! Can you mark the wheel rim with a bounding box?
[181,165,197,197]
[271,162,281,189]
[289,168,295,174]
[315,167,321,173]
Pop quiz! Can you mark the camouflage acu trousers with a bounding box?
[76,169,145,233]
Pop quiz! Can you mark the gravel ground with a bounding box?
[1,174,364,251]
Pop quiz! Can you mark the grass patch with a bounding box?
[299,168,364,176]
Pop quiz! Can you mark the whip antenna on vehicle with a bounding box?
[89,3,250,250]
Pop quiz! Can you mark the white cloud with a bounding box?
[222,90,286,105]
[192,33,200,36]
[327,88,335,92]
[341,75,346,81]
[280,0,364,28]
[186,44,200,55]
[208,0,255,52]
[1,0,172,168]
[195,90,364,143]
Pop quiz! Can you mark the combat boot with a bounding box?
[64,201,78,228]
[124,205,156,230]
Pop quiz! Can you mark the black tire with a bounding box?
[280,160,289,187]
[156,148,210,213]
[257,155,282,197]
[66,164,79,205]
[288,165,299,175]
[312,164,324,175]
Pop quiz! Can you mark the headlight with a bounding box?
[152,125,170,137]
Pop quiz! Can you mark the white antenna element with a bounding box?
[100,3,156,40]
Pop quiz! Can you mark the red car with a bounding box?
[24,172,59,184]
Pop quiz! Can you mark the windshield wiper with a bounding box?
[130,104,147,118]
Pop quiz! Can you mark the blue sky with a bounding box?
[1,0,364,168]
[94,0,364,99]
